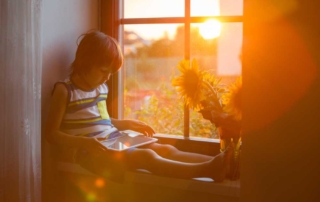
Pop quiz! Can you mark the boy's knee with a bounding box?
[158,144,178,156]
[131,148,157,159]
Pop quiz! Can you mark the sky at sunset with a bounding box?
[124,0,220,40]
[123,0,243,75]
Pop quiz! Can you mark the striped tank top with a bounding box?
[57,78,117,138]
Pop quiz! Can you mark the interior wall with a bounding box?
[41,0,99,201]
[242,1,320,201]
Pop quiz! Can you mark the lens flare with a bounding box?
[95,178,105,188]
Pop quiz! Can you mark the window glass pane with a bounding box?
[191,0,243,16]
[123,24,185,136]
[189,22,242,139]
[216,22,242,78]
[124,0,184,18]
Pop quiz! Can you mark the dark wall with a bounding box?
[242,1,320,201]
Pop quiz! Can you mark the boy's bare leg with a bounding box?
[140,143,213,163]
[126,146,233,181]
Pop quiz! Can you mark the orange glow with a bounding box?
[114,151,124,159]
[244,18,317,133]
[95,178,105,188]
[124,142,130,147]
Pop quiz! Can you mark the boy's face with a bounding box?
[85,65,112,87]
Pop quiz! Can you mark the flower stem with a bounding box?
[203,81,223,111]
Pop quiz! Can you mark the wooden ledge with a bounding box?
[56,162,240,198]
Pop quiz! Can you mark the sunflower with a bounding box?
[223,76,242,120]
[172,59,208,110]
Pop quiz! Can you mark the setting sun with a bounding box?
[199,19,222,40]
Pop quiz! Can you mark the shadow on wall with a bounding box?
[41,30,98,202]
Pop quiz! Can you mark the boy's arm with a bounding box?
[111,118,155,137]
[45,83,107,153]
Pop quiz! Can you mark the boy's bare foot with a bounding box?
[208,145,234,182]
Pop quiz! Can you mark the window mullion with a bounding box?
[184,0,190,138]
[101,0,123,119]
[120,16,242,25]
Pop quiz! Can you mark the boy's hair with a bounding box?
[70,30,123,75]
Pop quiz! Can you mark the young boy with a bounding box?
[45,30,232,183]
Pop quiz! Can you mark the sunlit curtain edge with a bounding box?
[0,0,42,201]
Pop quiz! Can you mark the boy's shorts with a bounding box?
[74,130,135,183]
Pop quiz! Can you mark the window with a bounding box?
[115,0,243,139]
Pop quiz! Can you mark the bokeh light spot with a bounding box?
[95,178,105,188]
[86,193,96,201]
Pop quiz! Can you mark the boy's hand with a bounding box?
[125,120,155,137]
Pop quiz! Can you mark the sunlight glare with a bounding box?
[199,19,221,40]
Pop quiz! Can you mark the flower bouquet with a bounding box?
[172,59,242,180]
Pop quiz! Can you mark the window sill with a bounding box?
[154,133,220,143]
[56,162,240,199]
[153,133,221,156]
[126,169,240,198]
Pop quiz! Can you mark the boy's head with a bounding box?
[71,30,123,76]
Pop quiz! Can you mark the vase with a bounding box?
[218,127,241,181]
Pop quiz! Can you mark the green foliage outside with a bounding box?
[123,25,220,139]
[124,81,219,139]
